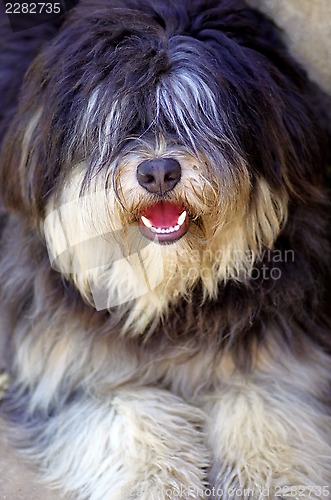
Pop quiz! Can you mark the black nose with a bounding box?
[137,158,181,194]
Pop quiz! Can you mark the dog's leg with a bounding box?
[1,302,209,499]
[26,387,208,500]
[205,350,331,499]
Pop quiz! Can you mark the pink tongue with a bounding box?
[142,202,183,228]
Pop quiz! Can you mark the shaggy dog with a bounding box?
[0,0,330,498]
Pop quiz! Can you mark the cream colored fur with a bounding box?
[43,157,287,333]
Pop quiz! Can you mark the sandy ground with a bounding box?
[0,355,60,497]
[0,417,60,500]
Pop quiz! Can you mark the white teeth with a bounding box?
[141,210,187,236]
[147,225,181,234]
[141,215,152,228]
[177,211,187,226]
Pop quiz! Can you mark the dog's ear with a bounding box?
[0,47,63,219]
[0,82,45,217]
[0,15,66,218]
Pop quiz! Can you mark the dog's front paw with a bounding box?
[209,461,329,500]
[33,390,209,499]
[205,382,331,499]
[84,445,208,499]
[119,464,207,499]
[105,390,209,499]
[208,461,269,499]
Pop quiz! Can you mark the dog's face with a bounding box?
[1,0,326,329]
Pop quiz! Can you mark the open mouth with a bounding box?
[139,201,189,243]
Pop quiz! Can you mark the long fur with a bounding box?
[0,1,330,499]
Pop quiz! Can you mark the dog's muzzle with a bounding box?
[136,158,188,243]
